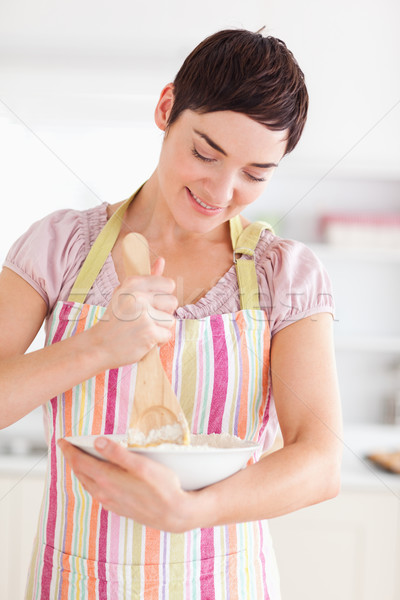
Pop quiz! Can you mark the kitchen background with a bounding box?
[0,1,399,598]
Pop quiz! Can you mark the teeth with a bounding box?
[191,191,220,210]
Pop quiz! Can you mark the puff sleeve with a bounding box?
[256,232,335,337]
[3,208,91,314]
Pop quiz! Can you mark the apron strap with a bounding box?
[233,219,275,310]
[68,187,274,308]
[229,214,244,249]
[67,187,143,303]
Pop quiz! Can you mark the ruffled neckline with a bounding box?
[89,202,276,319]
[91,203,255,318]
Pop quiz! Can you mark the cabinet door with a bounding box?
[0,474,44,600]
[269,491,400,600]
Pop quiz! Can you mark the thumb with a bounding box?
[93,436,163,476]
[151,256,165,276]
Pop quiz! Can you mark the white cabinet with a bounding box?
[269,489,400,600]
[1,456,400,600]
[0,468,44,599]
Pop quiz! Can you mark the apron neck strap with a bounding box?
[67,187,142,304]
[232,218,275,311]
[68,188,274,307]
[229,214,243,249]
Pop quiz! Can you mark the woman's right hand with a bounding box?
[89,257,178,369]
[0,261,177,428]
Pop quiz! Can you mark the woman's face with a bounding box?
[154,87,288,235]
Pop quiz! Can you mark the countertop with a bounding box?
[340,423,400,493]
[1,424,400,493]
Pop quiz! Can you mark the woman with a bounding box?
[0,29,342,599]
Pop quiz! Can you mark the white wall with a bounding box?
[1,0,398,232]
[0,0,399,434]
[263,0,400,179]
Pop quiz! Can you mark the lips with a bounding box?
[186,187,223,213]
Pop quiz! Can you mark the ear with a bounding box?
[154,83,175,131]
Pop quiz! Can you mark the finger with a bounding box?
[125,286,177,314]
[57,438,77,461]
[151,256,165,277]
[94,437,167,480]
[58,439,115,499]
[123,275,175,294]
[152,291,178,314]
[155,327,174,345]
[73,470,98,495]
[118,288,177,315]
[146,305,176,328]
[58,439,106,475]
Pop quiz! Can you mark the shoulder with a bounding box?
[255,228,329,276]
[6,203,107,252]
[254,228,335,336]
[3,203,108,311]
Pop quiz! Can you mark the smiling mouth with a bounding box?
[187,188,222,211]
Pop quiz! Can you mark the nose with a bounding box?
[204,169,235,206]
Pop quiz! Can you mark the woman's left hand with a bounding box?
[57,437,196,533]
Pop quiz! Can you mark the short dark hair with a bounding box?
[168,29,308,155]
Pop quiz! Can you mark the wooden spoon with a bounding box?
[122,232,190,447]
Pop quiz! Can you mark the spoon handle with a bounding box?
[121,233,190,446]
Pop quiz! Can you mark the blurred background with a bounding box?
[0,1,399,598]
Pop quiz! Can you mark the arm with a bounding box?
[0,263,177,429]
[59,312,342,532]
[200,312,342,521]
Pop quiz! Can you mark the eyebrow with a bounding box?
[193,129,279,168]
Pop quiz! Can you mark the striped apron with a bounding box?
[25,193,281,600]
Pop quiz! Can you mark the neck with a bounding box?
[124,172,231,248]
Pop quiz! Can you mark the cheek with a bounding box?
[238,172,275,206]
[236,186,264,209]
[159,147,193,188]
[174,154,206,182]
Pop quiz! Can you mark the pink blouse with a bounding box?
[3,202,335,336]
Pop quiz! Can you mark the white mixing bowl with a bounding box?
[64,433,260,490]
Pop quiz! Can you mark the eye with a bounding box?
[245,172,266,183]
[191,146,215,163]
